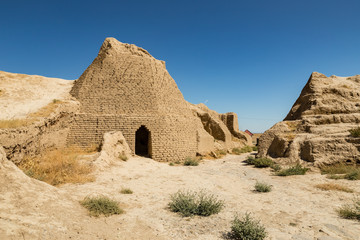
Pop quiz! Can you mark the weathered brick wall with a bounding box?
[67,113,197,162]
[68,38,199,161]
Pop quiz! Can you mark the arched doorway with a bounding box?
[135,125,151,157]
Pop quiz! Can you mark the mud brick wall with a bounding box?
[68,38,199,162]
[67,113,197,162]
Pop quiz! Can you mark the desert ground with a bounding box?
[1,152,359,240]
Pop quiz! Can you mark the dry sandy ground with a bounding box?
[0,71,73,119]
[1,152,359,240]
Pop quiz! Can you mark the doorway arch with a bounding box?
[135,125,151,157]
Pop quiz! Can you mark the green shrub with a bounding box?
[169,162,175,166]
[254,182,272,193]
[244,157,273,168]
[229,213,267,240]
[252,146,258,151]
[337,200,360,221]
[345,170,360,180]
[244,157,256,165]
[253,158,274,168]
[80,196,124,217]
[327,174,344,180]
[321,164,360,180]
[184,157,199,166]
[349,127,360,137]
[270,164,282,172]
[120,188,133,194]
[321,164,358,175]
[232,148,242,155]
[275,164,309,176]
[168,190,224,217]
[233,146,254,155]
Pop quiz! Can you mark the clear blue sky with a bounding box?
[1,0,359,132]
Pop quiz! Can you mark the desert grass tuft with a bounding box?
[168,189,224,217]
[254,181,272,193]
[337,200,360,221]
[184,157,199,166]
[80,196,124,217]
[253,158,274,168]
[321,164,360,180]
[17,147,94,186]
[315,183,353,193]
[275,164,309,176]
[228,212,267,240]
[244,157,274,168]
[349,127,360,137]
[120,188,133,194]
[244,156,256,165]
[232,146,253,155]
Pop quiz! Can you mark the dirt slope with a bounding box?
[0,71,73,120]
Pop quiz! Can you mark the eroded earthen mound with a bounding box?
[258,72,360,166]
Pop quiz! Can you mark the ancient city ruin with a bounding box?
[0,38,251,163]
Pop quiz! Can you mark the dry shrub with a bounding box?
[320,164,358,175]
[17,147,95,186]
[229,212,267,240]
[184,157,199,166]
[0,119,31,128]
[321,164,360,180]
[349,127,360,137]
[80,196,124,217]
[315,183,353,193]
[120,188,133,194]
[337,199,360,221]
[169,189,224,217]
[0,100,62,129]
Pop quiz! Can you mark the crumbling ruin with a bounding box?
[0,38,250,163]
[258,72,360,166]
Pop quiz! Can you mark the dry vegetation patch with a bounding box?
[315,183,353,193]
[337,199,360,221]
[232,146,253,155]
[168,189,224,217]
[321,164,360,180]
[80,196,124,217]
[228,213,267,240]
[349,127,360,137]
[17,147,95,186]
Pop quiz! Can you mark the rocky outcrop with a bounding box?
[258,72,360,166]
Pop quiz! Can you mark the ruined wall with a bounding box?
[67,113,197,162]
[68,38,198,161]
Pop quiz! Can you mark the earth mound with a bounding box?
[258,72,360,166]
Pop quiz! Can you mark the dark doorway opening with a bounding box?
[135,125,151,157]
